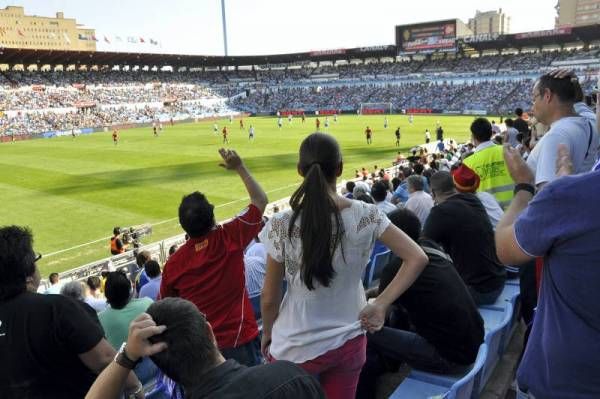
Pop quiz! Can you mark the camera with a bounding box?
[120,224,152,249]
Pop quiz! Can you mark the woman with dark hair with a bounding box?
[259,133,428,399]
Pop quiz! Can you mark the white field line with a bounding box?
[43,182,299,258]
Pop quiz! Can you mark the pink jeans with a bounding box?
[297,335,367,399]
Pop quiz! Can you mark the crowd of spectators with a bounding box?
[0,84,216,111]
[1,68,599,399]
[0,48,598,136]
[229,79,545,114]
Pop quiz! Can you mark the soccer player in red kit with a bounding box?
[365,126,373,144]
[222,126,229,144]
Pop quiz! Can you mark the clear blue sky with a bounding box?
[1,0,557,55]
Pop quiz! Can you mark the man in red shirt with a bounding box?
[222,126,229,144]
[160,148,268,366]
[365,126,373,144]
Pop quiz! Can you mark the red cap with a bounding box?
[452,164,480,193]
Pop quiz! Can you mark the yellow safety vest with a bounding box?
[463,144,514,209]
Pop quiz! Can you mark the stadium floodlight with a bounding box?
[221,0,228,56]
[359,102,393,115]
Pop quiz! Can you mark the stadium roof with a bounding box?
[1,24,598,67]
[459,24,600,52]
[0,45,397,68]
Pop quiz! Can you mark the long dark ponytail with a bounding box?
[289,133,343,290]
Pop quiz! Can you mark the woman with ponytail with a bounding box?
[259,133,428,399]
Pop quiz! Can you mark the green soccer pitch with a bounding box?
[0,114,483,276]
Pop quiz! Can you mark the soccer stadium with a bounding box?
[1,1,599,398]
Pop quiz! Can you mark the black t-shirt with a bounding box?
[436,127,444,140]
[187,359,325,399]
[0,292,104,399]
[513,117,529,136]
[379,239,484,365]
[423,193,506,293]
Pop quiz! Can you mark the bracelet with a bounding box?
[114,343,140,370]
[514,183,535,196]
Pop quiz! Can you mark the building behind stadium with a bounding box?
[0,5,96,52]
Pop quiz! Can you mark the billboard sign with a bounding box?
[396,20,457,54]
[515,27,572,39]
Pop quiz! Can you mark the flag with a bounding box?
[17,29,25,37]
[150,39,158,45]
[104,36,110,44]
[139,37,145,43]
[63,32,71,44]
[91,35,98,42]
[116,36,123,42]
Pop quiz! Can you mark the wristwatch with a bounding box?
[514,183,535,196]
[115,342,140,370]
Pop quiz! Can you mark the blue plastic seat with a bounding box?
[478,306,507,333]
[473,304,513,394]
[481,283,521,349]
[481,283,520,312]
[364,249,391,288]
[390,344,488,399]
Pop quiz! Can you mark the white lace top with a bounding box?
[259,200,390,363]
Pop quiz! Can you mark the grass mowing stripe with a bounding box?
[1,114,477,275]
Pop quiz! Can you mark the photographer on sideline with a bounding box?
[110,227,129,256]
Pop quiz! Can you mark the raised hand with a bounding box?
[218,148,243,170]
[503,144,534,185]
[548,68,577,80]
[126,313,168,361]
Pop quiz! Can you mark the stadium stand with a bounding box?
[2,20,600,399]
[1,44,598,138]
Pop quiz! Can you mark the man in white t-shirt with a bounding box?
[526,73,599,189]
[371,181,397,214]
[44,272,63,295]
[491,120,502,136]
[504,119,520,148]
[404,175,434,227]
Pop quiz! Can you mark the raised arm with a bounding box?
[85,314,167,399]
[80,339,143,399]
[219,148,268,212]
[495,144,572,265]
